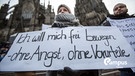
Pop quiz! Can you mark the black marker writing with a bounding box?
[8,46,62,67]
[69,29,80,44]
[17,34,30,43]
[85,29,116,46]
[68,45,92,60]
[47,30,67,40]
[32,32,45,42]
[9,47,31,61]
[91,44,130,59]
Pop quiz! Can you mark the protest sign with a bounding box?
[107,18,135,72]
[107,18,135,52]
[0,26,135,72]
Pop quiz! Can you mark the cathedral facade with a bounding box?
[75,0,109,26]
[0,0,55,41]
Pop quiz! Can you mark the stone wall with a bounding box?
[75,0,109,26]
[0,0,55,41]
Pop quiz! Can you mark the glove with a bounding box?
[52,22,68,28]
[58,67,79,76]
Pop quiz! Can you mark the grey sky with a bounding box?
[0,0,135,15]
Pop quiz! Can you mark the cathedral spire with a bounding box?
[44,0,45,7]
[48,0,50,5]
[8,0,11,5]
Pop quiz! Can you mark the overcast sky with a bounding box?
[0,0,135,15]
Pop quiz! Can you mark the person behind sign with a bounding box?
[46,4,98,76]
[102,3,135,26]
[102,3,135,76]
[51,4,81,28]
[14,4,81,76]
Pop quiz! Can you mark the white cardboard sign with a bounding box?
[107,18,135,52]
[0,26,135,72]
[107,18,135,72]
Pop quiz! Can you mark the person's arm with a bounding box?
[102,20,111,26]
[100,17,111,26]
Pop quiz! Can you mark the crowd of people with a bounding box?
[0,2,135,76]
